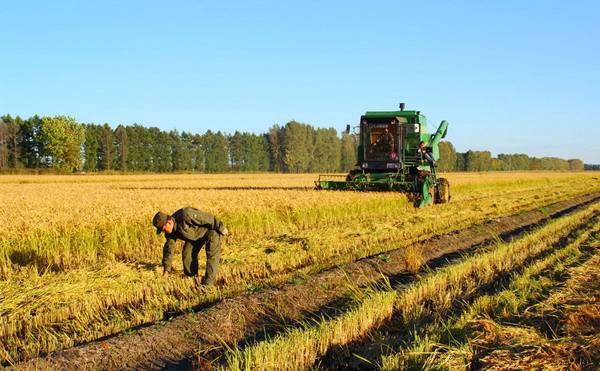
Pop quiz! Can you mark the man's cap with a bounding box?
[152,211,168,234]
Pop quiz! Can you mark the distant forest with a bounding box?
[0,114,590,173]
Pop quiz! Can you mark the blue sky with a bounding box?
[1,1,599,162]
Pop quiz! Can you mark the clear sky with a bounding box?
[1,1,599,162]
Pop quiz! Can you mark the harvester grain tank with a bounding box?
[315,103,450,207]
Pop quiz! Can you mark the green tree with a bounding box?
[192,133,205,172]
[540,157,568,170]
[248,133,270,171]
[99,124,114,170]
[568,159,584,171]
[529,158,543,170]
[0,118,7,169]
[464,150,492,171]
[126,125,153,171]
[149,128,172,172]
[20,115,43,168]
[266,125,284,172]
[311,128,340,172]
[8,116,22,168]
[0,115,23,168]
[169,130,183,171]
[229,131,244,170]
[340,132,357,172]
[491,158,503,171]
[281,121,314,172]
[455,152,466,171]
[83,124,100,171]
[38,116,85,170]
[174,131,194,171]
[114,125,129,171]
[498,154,531,170]
[203,130,229,172]
[437,141,457,171]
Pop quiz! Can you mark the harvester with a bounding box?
[315,103,450,207]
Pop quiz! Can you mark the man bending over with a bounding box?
[152,207,229,285]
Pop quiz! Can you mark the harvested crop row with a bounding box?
[220,201,600,370]
[379,217,600,369]
[384,239,600,371]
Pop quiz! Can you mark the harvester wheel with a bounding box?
[435,178,451,204]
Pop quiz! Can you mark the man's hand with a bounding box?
[220,227,230,236]
[162,267,169,277]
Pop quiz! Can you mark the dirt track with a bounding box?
[19,192,600,370]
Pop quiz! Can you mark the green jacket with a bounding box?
[162,207,226,271]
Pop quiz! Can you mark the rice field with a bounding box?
[1,171,599,368]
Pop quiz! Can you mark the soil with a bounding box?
[18,192,600,370]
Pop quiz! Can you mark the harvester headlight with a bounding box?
[361,162,368,168]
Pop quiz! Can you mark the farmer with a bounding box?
[152,207,229,285]
[376,125,395,154]
[417,141,435,166]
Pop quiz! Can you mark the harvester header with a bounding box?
[316,103,450,207]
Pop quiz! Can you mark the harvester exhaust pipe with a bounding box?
[399,103,405,111]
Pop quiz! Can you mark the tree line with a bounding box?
[0,114,589,173]
[0,114,356,173]
[436,142,585,171]
[584,164,600,171]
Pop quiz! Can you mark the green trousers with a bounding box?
[182,230,221,283]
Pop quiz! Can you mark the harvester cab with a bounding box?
[316,103,450,208]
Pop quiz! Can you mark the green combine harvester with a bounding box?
[316,103,450,208]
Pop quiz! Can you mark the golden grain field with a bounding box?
[1,171,599,365]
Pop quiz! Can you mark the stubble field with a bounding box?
[1,172,599,369]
